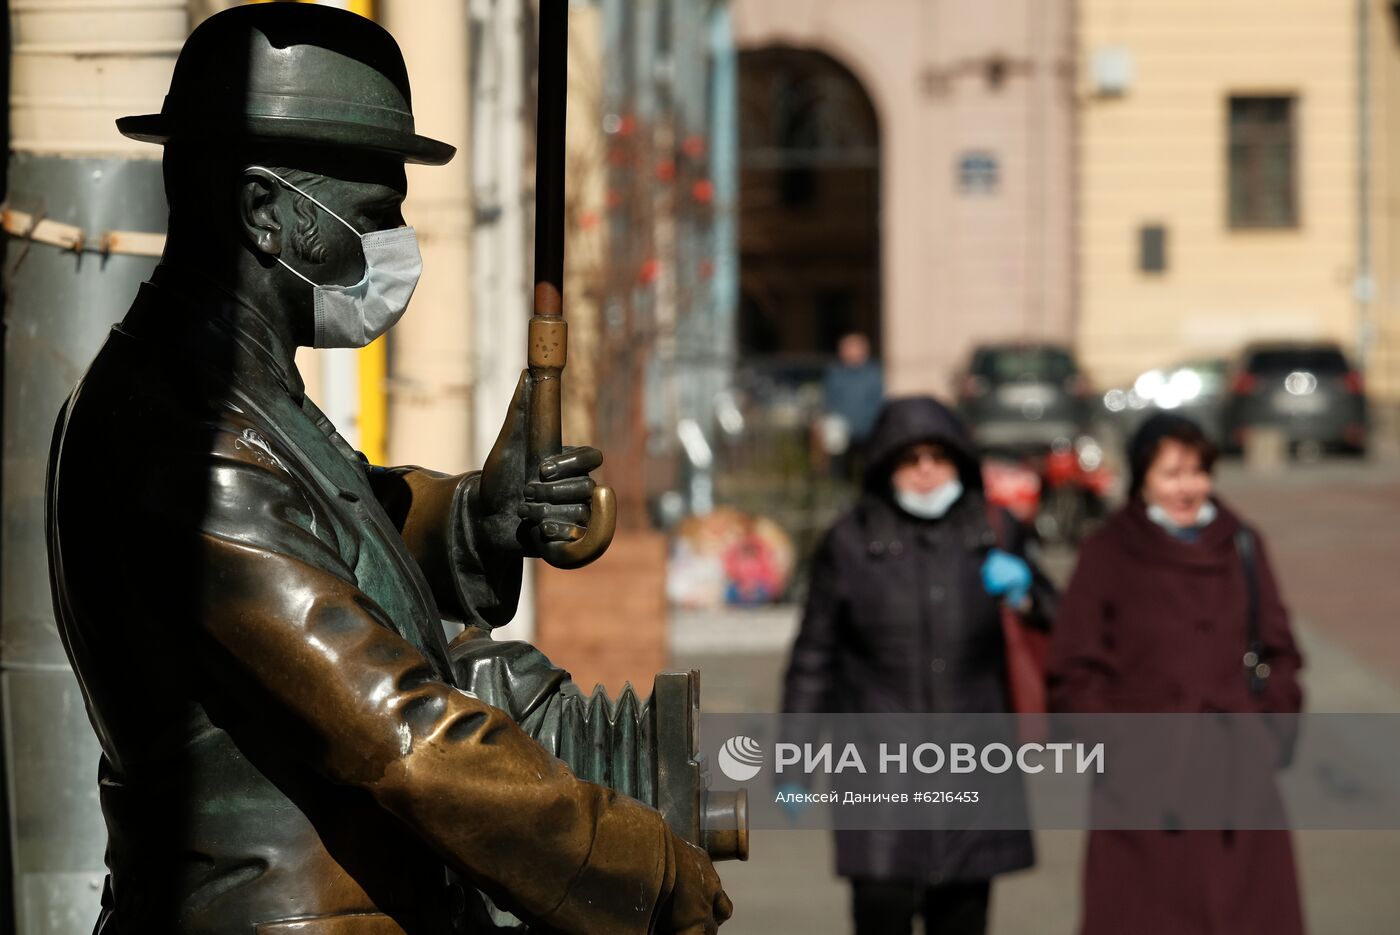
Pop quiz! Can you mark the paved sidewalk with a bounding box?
[1216,458,1400,689]
[676,619,1400,935]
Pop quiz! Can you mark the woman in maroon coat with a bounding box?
[1048,413,1305,935]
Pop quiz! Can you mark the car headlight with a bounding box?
[1075,435,1104,471]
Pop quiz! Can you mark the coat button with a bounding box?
[930,657,947,674]
[929,585,946,602]
[888,540,904,556]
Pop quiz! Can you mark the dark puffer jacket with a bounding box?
[782,396,1054,883]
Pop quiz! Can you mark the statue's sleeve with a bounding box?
[364,464,523,629]
[141,418,676,934]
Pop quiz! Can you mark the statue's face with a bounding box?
[261,156,408,289]
[231,150,410,344]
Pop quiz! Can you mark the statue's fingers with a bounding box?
[525,476,595,504]
[539,445,603,480]
[516,502,590,524]
[538,520,587,543]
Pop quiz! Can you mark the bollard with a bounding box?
[1244,426,1288,473]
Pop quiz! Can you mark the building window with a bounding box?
[1139,224,1167,273]
[1228,95,1298,228]
[957,151,999,195]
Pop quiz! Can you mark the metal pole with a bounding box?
[527,0,616,569]
[1,3,180,933]
[708,0,739,403]
[1357,0,1374,370]
[533,0,569,318]
[525,0,569,488]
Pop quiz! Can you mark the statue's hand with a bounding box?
[471,370,604,559]
[516,445,601,547]
[663,837,733,934]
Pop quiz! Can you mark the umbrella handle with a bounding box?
[543,484,617,569]
[527,313,617,570]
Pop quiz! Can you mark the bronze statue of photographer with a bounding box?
[44,5,730,933]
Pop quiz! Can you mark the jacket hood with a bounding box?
[861,396,983,493]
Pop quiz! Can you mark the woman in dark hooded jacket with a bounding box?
[782,396,1056,935]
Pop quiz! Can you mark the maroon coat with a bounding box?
[1048,497,1305,935]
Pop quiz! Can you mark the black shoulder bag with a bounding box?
[1235,527,1270,695]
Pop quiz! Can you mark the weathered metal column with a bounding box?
[1,2,180,932]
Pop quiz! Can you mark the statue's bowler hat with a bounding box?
[118,3,455,165]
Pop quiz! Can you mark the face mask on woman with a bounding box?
[1146,499,1218,537]
[894,479,964,520]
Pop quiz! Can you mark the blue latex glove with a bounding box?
[775,783,811,824]
[981,548,1032,608]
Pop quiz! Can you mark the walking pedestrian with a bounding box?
[783,396,1055,935]
[820,332,885,482]
[1048,412,1305,935]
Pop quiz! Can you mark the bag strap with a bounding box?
[984,502,1009,550]
[1235,526,1269,695]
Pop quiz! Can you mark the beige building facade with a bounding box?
[1077,0,1400,411]
[733,0,1076,396]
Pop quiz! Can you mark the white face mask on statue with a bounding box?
[249,166,422,349]
[894,479,964,520]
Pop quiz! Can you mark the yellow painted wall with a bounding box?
[1077,0,1366,392]
[347,0,387,466]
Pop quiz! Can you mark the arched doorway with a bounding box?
[738,47,881,364]
[717,48,881,588]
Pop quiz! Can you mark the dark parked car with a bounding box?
[955,343,1095,455]
[1223,342,1368,455]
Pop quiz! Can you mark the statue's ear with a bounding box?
[239,171,283,257]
